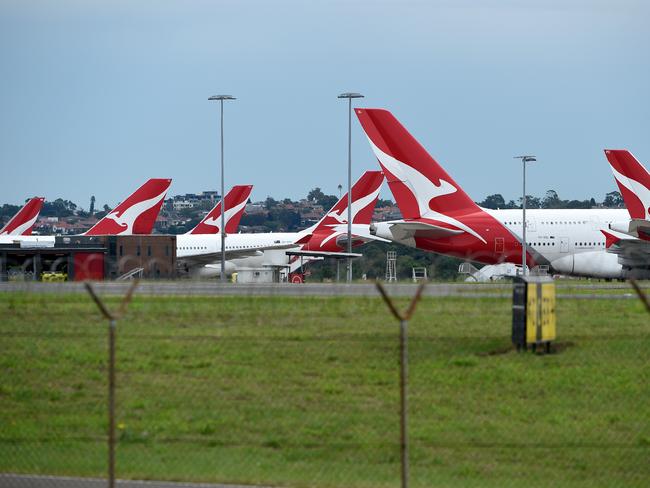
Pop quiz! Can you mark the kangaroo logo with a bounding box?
[201,198,248,232]
[103,189,167,234]
[368,138,487,243]
[610,164,650,220]
[325,182,382,226]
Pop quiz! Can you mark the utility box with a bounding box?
[512,275,556,352]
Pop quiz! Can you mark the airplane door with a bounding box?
[494,237,504,253]
[559,237,569,253]
[526,219,536,232]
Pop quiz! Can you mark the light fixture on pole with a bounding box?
[338,92,364,283]
[514,155,536,276]
[209,95,236,283]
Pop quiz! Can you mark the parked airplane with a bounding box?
[355,108,645,279]
[183,170,386,277]
[0,179,173,245]
[0,197,45,236]
[186,185,253,235]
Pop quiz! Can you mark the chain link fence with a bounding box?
[1,279,649,487]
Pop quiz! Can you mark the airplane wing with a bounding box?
[328,224,392,244]
[378,221,464,241]
[286,249,363,259]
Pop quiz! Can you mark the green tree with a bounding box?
[478,194,506,209]
[265,197,278,210]
[603,191,623,208]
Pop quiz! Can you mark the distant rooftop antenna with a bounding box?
[386,251,397,282]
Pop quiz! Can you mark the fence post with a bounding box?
[85,280,138,488]
[376,282,425,488]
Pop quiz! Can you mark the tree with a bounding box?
[307,187,325,203]
[319,195,338,210]
[478,194,506,209]
[89,195,96,215]
[0,204,20,218]
[542,190,562,209]
[375,198,395,208]
[265,197,278,210]
[603,191,623,208]
[41,198,78,217]
[517,196,541,209]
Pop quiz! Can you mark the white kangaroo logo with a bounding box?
[610,163,650,220]
[102,189,168,234]
[368,138,487,244]
[201,198,248,232]
[326,183,382,225]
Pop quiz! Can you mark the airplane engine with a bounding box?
[609,221,632,234]
[551,251,623,279]
[192,261,237,278]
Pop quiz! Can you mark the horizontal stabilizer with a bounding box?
[385,221,464,241]
[286,250,363,259]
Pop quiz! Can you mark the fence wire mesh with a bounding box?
[1,279,649,487]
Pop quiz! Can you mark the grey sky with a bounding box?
[1,0,648,208]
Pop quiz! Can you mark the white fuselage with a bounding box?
[486,208,628,278]
[176,232,300,259]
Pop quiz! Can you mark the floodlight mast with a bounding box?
[209,95,236,283]
[338,92,364,283]
[514,155,537,276]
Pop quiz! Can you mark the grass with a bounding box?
[0,291,649,487]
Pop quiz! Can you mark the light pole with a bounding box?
[338,92,364,283]
[514,155,536,276]
[209,95,236,283]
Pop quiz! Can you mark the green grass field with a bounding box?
[1,291,649,487]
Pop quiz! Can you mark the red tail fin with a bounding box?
[0,197,45,236]
[311,170,384,232]
[187,185,253,235]
[355,109,479,220]
[85,178,172,235]
[604,149,650,220]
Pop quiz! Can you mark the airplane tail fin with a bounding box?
[355,108,480,220]
[85,178,172,235]
[311,170,384,233]
[0,197,45,236]
[187,184,253,235]
[604,149,650,220]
